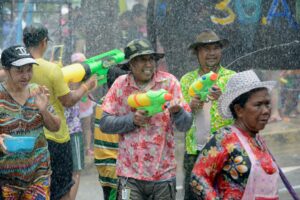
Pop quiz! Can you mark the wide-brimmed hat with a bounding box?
[218,70,276,119]
[123,39,164,64]
[1,45,37,68]
[188,29,229,50]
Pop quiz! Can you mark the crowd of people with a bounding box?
[0,3,298,200]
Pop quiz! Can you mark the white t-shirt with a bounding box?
[195,101,211,150]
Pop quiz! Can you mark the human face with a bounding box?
[235,89,271,136]
[133,13,146,27]
[6,64,33,89]
[129,54,156,85]
[197,43,222,69]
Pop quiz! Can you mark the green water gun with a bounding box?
[62,49,125,85]
[188,71,218,101]
[127,89,173,116]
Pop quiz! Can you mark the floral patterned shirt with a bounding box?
[101,71,191,181]
[64,103,82,134]
[180,66,235,154]
[191,126,278,200]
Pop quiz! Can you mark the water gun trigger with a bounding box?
[162,102,170,110]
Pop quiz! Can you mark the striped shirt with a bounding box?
[0,83,51,188]
[94,104,119,188]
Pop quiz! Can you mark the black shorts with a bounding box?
[47,140,74,200]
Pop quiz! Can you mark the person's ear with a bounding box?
[129,58,137,68]
[128,62,134,71]
[39,38,47,49]
[234,104,244,118]
[44,37,48,44]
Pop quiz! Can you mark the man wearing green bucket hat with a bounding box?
[99,39,193,200]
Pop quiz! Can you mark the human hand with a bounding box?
[133,110,151,127]
[31,85,50,112]
[0,134,12,154]
[208,85,222,101]
[189,96,204,112]
[84,75,98,92]
[168,99,182,114]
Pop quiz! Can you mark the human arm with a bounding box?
[58,75,97,108]
[99,111,137,133]
[171,108,193,132]
[32,85,61,131]
[0,134,12,153]
[190,131,229,199]
[170,75,193,131]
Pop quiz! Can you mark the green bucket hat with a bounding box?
[188,29,229,50]
[123,39,164,63]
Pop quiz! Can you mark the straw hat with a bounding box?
[218,70,276,119]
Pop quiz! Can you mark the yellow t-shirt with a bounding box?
[31,58,71,143]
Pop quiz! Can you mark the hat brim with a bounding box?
[11,58,38,67]
[218,81,277,119]
[120,52,165,65]
[188,39,229,50]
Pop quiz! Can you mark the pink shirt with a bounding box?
[101,71,190,181]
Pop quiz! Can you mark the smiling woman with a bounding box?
[0,45,60,200]
[190,70,281,200]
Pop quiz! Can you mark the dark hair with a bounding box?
[192,42,223,55]
[107,66,129,88]
[229,87,267,119]
[23,23,49,48]
[132,3,146,17]
[119,10,132,21]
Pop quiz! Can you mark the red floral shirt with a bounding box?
[102,71,190,181]
[191,126,277,200]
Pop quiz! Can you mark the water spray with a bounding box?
[226,40,300,68]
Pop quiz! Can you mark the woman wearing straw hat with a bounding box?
[190,70,280,199]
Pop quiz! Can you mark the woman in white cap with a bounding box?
[0,45,60,199]
[190,70,279,199]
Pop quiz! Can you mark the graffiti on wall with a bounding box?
[148,0,300,74]
[210,0,299,29]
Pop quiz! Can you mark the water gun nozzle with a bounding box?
[164,93,173,101]
[210,73,218,81]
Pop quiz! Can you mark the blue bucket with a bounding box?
[4,136,37,153]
